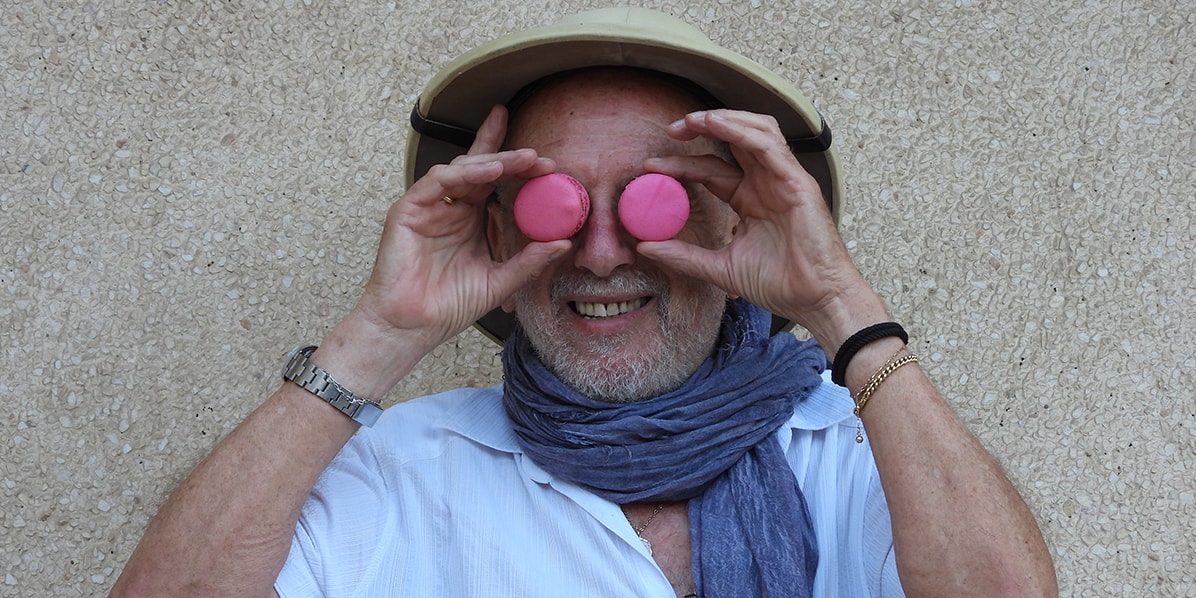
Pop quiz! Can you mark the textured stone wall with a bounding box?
[2,1,1192,595]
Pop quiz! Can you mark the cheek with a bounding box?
[716,204,739,244]
[680,200,737,249]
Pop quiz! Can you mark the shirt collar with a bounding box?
[442,374,853,457]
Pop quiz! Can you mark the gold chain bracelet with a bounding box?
[853,347,920,443]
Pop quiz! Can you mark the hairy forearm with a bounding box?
[787,274,1056,595]
[110,385,358,597]
[849,338,1058,597]
[111,311,437,597]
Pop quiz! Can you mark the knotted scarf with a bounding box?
[502,299,826,597]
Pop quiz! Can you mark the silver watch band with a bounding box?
[282,345,383,427]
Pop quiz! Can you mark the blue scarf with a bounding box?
[502,299,825,597]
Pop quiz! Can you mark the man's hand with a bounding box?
[110,106,571,598]
[352,105,569,354]
[641,109,1058,596]
[636,109,887,354]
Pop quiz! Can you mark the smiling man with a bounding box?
[112,8,1056,598]
[495,70,735,404]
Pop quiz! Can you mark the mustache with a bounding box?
[549,269,669,303]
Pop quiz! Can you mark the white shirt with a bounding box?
[276,372,904,597]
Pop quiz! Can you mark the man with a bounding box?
[112,8,1056,597]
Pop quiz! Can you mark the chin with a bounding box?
[554,333,689,403]
[521,313,720,404]
[511,277,727,403]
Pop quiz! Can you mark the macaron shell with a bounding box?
[618,173,690,241]
[513,173,590,241]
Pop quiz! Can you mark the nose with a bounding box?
[571,198,637,277]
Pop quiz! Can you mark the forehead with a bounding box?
[504,69,714,160]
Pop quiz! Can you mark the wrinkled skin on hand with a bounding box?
[639,109,887,354]
[354,106,571,350]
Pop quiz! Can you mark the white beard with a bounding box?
[511,268,726,403]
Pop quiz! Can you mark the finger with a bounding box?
[672,110,820,187]
[668,109,780,143]
[468,105,508,156]
[487,239,573,302]
[415,149,550,207]
[510,155,558,181]
[644,154,742,201]
[413,160,506,206]
[464,105,556,178]
[449,149,556,180]
[636,240,734,293]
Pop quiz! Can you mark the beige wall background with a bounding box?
[2,0,1192,595]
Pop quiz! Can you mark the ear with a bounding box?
[486,204,522,313]
[486,198,509,263]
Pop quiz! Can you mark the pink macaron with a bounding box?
[617,173,690,241]
[513,173,590,242]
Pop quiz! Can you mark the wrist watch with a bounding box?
[282,345,383,427]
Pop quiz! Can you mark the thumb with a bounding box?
[637,240,732,291]
[487,240,572,302]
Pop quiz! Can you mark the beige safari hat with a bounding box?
[405,7,844,343]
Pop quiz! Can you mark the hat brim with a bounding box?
[404,8,843,343]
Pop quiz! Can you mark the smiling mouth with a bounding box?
[570,297,648,319]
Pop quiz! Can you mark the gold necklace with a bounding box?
[624,503,666,555]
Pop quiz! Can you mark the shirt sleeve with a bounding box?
[274,430,391,597]
[275,520,321,597]
[781,376,907,597]
[863,470,904,597]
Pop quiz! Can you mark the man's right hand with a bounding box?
[110,105,568,598]
[311,105,570,402]
[352,105,570,360]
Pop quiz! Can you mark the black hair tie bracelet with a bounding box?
[831,322,909,387]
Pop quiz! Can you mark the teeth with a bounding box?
[573,298,646,318]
